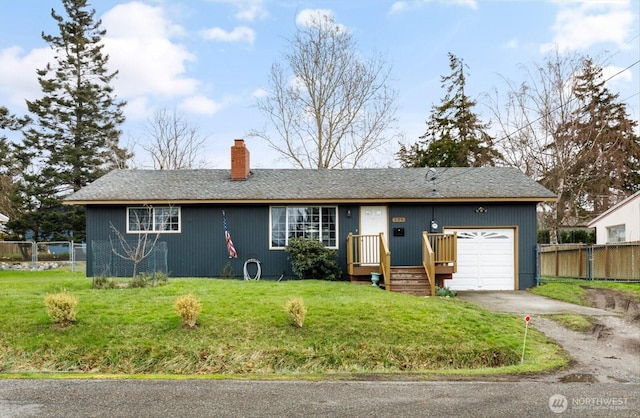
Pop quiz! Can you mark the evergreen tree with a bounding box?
[555,59,640,222]
[14,0,130,241]
[0,107,22,224]
[397,53,500,167]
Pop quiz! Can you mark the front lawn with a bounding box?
[0,269,566,378]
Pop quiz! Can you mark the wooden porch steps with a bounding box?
[388,266,430,297]
[349,265,456,296]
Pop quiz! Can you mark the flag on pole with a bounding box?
[222,211,238,258]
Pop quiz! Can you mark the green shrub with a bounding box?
[175,293,202,329]
[93,276,116,289]
[285,238,341,280]
[436,286,457,297]
[150,271,169,286]
[45,290,78,326]
[284,297,307,328]
[537,228,595,244]
[220,261,234,279]
[131,272,169,288]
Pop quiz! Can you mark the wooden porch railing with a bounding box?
[347,231,457,296]
[379,233,391,291]
[425,232,458,272]
[346,233,381,275]
[422,232,436,296]
[346,232,390,285]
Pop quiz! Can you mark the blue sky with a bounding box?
[1,0,638,169]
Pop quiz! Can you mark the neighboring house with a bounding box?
[64,139,556,291]
[587,191,640,245]
[0,212,8,234]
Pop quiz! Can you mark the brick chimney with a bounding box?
[230,139,251,181]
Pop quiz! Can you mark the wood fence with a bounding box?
[538,242,640,280]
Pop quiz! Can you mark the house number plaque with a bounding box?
[392,217,405,223]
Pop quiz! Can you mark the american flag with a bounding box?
[223,211,238,258]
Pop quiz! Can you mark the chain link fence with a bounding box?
[0,240,84,272]
[1,240,167,278]
[91,240,168,278]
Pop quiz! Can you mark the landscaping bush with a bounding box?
[45,290,78,326]
[436,286,457,297]
[220,261,234,279]
[174,293,202,329]
[285,238,342,280]
[93,272,169,289]
[284,297,307,328]
[93,276,116,289]
[537,228,595,244]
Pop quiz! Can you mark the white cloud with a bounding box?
[541,1,636,53]
[124,97,151,120]
[0,46,54,110]
[202,0,268,22]
[504,38,520,49]
[390,2,408,14]
[178,95,223,115]
[296,9,334,27]
[251,87,268,98]
[602,64,633,93]
[200,26,256,44]
[388,0,477,13]
[234,1,268,22]
[101,2,200,99]
[296,9,349,32]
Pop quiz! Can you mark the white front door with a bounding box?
[359,206,388,264]
[443,228,516,290]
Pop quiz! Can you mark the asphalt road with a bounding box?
[0,379,638,417]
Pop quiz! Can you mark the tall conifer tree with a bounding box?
[397,53,500,168]
[555,59,640,222]
[14,0,129,241]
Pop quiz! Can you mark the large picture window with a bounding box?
[270,206,337,249]
[127,206,181,233]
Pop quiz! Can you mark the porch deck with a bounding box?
[346,232,457,296]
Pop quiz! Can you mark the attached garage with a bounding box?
[444,228,516,291]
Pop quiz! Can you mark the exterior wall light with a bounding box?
[430,220,439,230]
[475,207,487,213]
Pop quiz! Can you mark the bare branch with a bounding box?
[250,14,399,168]
[141,108,209,170]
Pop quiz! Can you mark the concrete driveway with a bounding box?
[456,290,616,316]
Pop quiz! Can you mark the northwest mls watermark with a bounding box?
[549,394,629,414]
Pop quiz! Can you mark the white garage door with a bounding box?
[443,228,515,291]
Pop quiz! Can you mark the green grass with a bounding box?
[531,281,640,306]
[545,314,594,333]
[0,269,567,378]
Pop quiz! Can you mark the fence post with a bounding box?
[31,241,37,270]
[586,246,592,280]
[70,241,75,272]
[535,245,540,286]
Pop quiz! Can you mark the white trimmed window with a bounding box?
[127,207,181,233]
[606,224,625,243]
[270,206,337,249]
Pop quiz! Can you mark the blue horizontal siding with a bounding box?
[86,202,539,288]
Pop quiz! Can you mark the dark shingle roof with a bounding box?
[64,167,556,204]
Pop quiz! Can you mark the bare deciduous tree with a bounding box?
[486,50,585,243]
[142,108,208,170]
[487,50,639,243]
[251,13,398,168]
[108,205,172,278]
